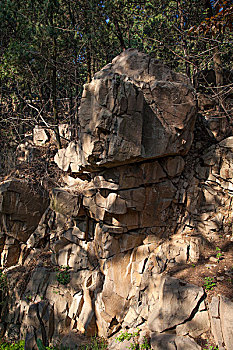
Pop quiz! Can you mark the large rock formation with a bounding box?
[1,50,233,350]
[55,49,196,172]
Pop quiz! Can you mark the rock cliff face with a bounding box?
[55,49,196,172]
[0,180,49,267]
[0,49,233,350]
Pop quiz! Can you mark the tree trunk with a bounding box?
[52,35,61,149]
[177,0,191,79]
[86,42,92,83]
[204,0,224,92]
[213,46,223,88]
[112,12,126,51]
[74,49,79,138]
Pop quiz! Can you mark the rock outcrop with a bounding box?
[55,49,196,172]
[0,49,233,350]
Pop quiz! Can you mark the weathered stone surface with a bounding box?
[209,296,225,350]
[55,49,196,172]
[151,333,201,350]
[24,300,54,348]
[93,160,166,190]
[154,235,197,267]
[3,50,233,350]
[55,141,86,172]
[219,136,233,149]
[51,188,82,217]
[118,188,145,212]
[60,331,93,349]
[94,223,145,259]
[105,193,127,214]
[210,295,233,350]
[0,179,49,249]
[26,209,55,249]
[219,296,233,350]
[176,301,210,337]
[1,236,20,267]
[160,156,185,177]
[148,276,204,332]
[33,126,49,146]
[57,123,72,142]
[102,251,132,300]
[108,337,133,350]
[33,124,72,147]
[140,181,176,227]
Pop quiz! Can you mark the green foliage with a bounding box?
[204,277,216,291]
[79,336,108,350]
[0,271,7,311]
[36,339,66,349]
[203,345,219,350]
[36,336,107,350]
[37,339,46,350]
[115,329,139,342]
[36,339,50,350]
[0,0,232,158]
[0,340,64,350]
[140,337,151,350]
[56,266,70,285]
[0,271,7,294]
[115,329,151,350]
[0,340,25,350]
[215,247,223,262]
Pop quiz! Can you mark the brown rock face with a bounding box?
[55,49,196,172]
[0,179,49,243]
[0,179,49,267]
[209,295,233,350]
[151,333,201,350]
[4,51,233,350]
[148,276,205,332]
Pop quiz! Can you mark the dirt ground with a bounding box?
[167,234,233,300]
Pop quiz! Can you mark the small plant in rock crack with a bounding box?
[215,247,223,262]
[0,271,7,307]
[116,329,140,343]
[139,337,151,350]
[115,329,151,350]
[204,277,216,291]
[26,294,33,302]
[79,335,108,349]
[56,266,70,285]
[203,345,219,350]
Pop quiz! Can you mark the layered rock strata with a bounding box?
[0,179,49,267]
[0,50,233,350]
[55,49,196,172]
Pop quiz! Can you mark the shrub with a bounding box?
[79,335,108,350]
[204,277,216,291]
[203,345,219,350]
[0,340,25,350]
[0,271,7,299]
[56,266,70,285]
[115,329,151,350]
